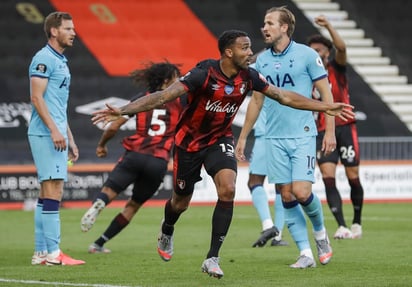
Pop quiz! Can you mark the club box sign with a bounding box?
[0,165,173,203]
[190,162,412,202]
[1,162,412,209]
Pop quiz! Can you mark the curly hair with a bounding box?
[129,61,181,93]
[307,34,333,51]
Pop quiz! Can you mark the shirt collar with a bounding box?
[270,40,294,57]
[46,44,66,61]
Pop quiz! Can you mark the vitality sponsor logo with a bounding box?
[205,100,238,116]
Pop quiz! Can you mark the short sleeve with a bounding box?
[179,60,209,92]
[249,67,269,92]
[29,53,53,79]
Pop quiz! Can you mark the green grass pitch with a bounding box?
[0,202,411,287]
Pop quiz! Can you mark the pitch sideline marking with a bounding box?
[0,278,141,287]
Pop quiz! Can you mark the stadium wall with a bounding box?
[1,161,412,210]
[0,0,410,166]
[1,1,412,210]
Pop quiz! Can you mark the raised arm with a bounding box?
[315,15,346,65]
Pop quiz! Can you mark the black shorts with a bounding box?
[173,136,237,195]
[104,150,168,204]
[316,123,360,167]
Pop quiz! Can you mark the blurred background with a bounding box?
[1,0,412,163]
[1,0,411,206]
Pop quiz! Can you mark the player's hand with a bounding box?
[51,130,67,152]
[68,142,79,161]
[314,15,330,28]
[96,145,108,158]
[91,103,122,127]
[325,103,355,122]
[322,131,336,155]
[235,138,247,161]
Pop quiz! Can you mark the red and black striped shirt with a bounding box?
[317,59,356,132]
[176,59,269,151]
[122,93,182,161]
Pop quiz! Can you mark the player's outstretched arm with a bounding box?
[263,84,355,121]
[92,81,186,127]
[324,103,355,121]
[91,104,122,127]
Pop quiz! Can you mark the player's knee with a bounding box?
[247,179,256,190]
[248,184,262,193]
[217,182,235,200]
[281,192,295,202]
[102,185,121,199]
[171,193,191,212]
[295,191,313,203]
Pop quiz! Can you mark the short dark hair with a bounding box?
[307,34,333,51]
[218,30,248,54]
[129,61,181,93]
[44,12,72,38]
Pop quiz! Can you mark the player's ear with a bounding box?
[50,27,58,38]
[280,23,288,34]
[224,48,234,58]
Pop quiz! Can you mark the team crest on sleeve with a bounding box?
[36,64,47,73]
[316,57,324,67]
